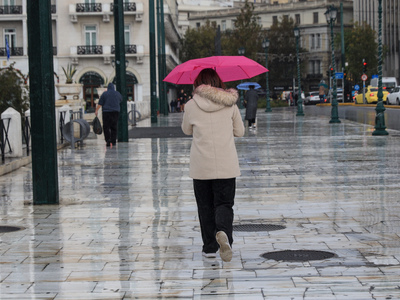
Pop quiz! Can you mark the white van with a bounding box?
[370,77,398,91]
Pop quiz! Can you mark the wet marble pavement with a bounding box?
[1,107,400,299]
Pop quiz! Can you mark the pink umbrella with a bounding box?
[163,56,268,85]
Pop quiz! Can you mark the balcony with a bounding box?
[111,45,137,54]
[76,3,102,12]
[69,2,143,23]
[0,5,22,14]
[0,47,23,56]
[77,45,103,55]
[110,2,136,12]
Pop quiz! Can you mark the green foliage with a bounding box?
[337,22,378,85]
[0,63,29,116]
[62,63,77,84]
[267,16,298,88]
[180,0,264,62]
[180,20,217,62]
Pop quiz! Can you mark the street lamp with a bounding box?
[325,5,341,123]
[262,38,271,112]
[238,47,245,109]
[293,27,304,116]
[372,0,388,135]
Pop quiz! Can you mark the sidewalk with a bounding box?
[1,107,400,299]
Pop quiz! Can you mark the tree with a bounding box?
[222,0,264,61]
[180,20,217,62]
[338,22,378,85]
[0,63,29,116]
[266,16,298,90]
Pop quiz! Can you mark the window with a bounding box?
[196,22,200,28]
[85,0,95,3]
[221,20,226,31]
[313,12,318,24]
[85,25,97,46]
[316,34,321,49]
[310,34,315,49]
[4,28,16,48]
[211,21,216,28]
[4,0,16,5]
[295,14,300,25]
[272,16,278,25]
[309,60,321,74]
[124,25,130,45]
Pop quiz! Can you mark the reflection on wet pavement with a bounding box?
[1,107,400,299]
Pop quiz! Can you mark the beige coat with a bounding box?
[181,85,245,180]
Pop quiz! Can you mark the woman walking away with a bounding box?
[244,85,259,129]
[181,68,245,262]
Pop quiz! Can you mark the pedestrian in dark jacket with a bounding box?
[244,85,259,129]
[95,83,122,147]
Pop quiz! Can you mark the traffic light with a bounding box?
[362,59,367,74]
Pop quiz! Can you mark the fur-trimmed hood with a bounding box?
[192,84,238,112]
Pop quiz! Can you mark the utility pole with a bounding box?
[149,0,158,123]
[27,1,59,205]
[114,0,128,142]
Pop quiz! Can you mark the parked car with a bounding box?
[355,86,389,104]
[387,86,400,105]
[327,88,343,102]
[305,91,321,105]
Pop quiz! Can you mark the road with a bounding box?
[304,104,400,131]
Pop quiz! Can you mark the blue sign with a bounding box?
[335,72,344,79]
[354,84,360,91]
[372,74,378,79]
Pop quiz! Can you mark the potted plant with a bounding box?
[55,63,82,100]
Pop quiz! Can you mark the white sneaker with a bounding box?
[216,231,232,262]
[252,124,256,129]
[202,252,217,258]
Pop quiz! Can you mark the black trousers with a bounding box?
[193,178,235,253]
[102,111,119,144]
[248,118,255,126]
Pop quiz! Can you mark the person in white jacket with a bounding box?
[181,68,245,262]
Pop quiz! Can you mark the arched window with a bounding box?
[112,71,138,101]
[79,71,104,113]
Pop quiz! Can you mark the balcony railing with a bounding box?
[0,5,22,14]
[76,3,102,12]
[111,45,137,54]
[110,2,136,12]
[77,45,103,55]
[0,47,23,56]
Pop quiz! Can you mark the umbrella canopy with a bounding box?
[163,56,268,85]
[236,82,261,90]
[318,82,328,88]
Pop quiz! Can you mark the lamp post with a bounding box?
[262,38,271,112]
[238,47,245,109]
[293,27,304,116]
[372,0,388,135]
[325,5,341,123]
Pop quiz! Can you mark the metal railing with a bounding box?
[0,47,23,57]
[0,118,11,162]
[0,5,22,14]
[111,44,137,54]
[110,2,136,12]
[23,115,31,156]
[77,45,103,55]
[76,3,102,12]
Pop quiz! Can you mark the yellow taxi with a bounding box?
[355,86,389,104]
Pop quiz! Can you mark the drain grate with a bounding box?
[0,226,24,233]
[233,224,285,232]
[261,250,335,262]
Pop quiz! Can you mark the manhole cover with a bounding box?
[233,224,285,232]
[261,250,335,261]
[0,226,24,233]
